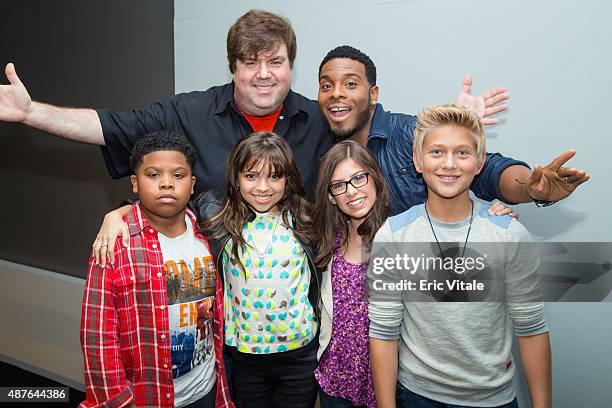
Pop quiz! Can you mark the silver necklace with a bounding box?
[248,213,281,259]
[424,200,474,259]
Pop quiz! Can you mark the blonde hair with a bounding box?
[413,104,486,168]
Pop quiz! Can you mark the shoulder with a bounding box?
[170,83,233,110]
[387,204,423,234]
[475,201,533,241]
[475,201,513,230]
[287,89,318,111]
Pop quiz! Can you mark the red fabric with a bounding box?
[241,104,283,132]
[79,202,234,408]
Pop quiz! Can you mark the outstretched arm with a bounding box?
[499,150,589,203]
[455,75,509,125]
[0,63,104,144]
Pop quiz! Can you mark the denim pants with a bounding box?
[396,382,519,408]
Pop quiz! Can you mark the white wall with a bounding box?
[174,1,612,406]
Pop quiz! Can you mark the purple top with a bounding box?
[315,233,376,407]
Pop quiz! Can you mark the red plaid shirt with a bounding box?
[79,203,234,408]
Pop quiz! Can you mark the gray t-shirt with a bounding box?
[368,201,548,406]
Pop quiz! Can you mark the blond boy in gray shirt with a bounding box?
[368,105,551,408]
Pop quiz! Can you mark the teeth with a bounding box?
[348,198,365,207]
[254,195,272,201]
[330,107,350,112]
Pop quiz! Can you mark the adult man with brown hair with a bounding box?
[0,9,505,202]
[0,10,332,199]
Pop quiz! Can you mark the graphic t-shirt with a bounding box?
[159,216,216,407]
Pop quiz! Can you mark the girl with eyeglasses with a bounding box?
[312,141,390,407]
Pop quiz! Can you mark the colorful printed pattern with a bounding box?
[223,213,317,354]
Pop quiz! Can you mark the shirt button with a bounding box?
[130,275,135,281]
[160,305,165,310]
[160,334,166,340]
[166,393,171,399]
[152,243,157,249]
[401,168,408,175]
[157,272,162,278]
[163,363,168,369]
[148,228,154,233]
[279,115,284,120]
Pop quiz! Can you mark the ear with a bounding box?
[475,151,486,175]
[370,84,380,107]
[130,175,138,194]
[412,149,423,174]
[190,176,196,194]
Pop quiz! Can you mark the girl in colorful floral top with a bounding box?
[312,141,390,408]
[201,131,320,407]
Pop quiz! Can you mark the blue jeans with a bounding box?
[396,382,519,408]
[319,386,366,407]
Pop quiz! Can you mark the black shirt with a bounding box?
[98,82,334,198]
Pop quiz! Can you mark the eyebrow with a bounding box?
[330,170,366,183]
[319,72,363,82]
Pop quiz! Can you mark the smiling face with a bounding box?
[238,159,286,213]
[233,42,292,116]
[328,158,377,224]
[130,150,195,223]
[414,125,485,202]
[318,58,379,140]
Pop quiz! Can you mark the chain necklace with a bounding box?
[424,200,474,260]
[247,213,281,260]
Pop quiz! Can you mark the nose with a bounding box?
[255,177,270,192]
[331,83,345,100]
[160,173,174,189]
[256,62,271,79]
[345,182,359,196]
[442,153,457,169]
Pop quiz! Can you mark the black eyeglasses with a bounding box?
[328,172,370,196]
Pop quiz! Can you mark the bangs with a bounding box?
[241,148,288,177]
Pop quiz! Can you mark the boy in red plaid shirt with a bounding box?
[80,130,233,408]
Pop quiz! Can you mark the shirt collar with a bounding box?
[213,81,304,119]
[126,201,198,237]
[367,103,390,141]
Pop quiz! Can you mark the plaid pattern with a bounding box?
[80,202,233,408]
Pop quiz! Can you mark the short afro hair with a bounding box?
[129,130,197,174]
[319,45,377,86]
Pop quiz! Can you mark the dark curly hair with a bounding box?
[129,130,197,173]
[318,45,377,86]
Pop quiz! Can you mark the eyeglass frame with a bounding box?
[327,172,370,196]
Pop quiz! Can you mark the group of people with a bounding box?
[0,9,589,408]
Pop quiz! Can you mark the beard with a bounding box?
[328,94,373,140]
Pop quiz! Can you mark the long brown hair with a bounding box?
[202,132,312,268]
[313,141,389,268]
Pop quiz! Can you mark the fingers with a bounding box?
[91,236,110,267]
[5,63,21,86]
[556,167,590,188]
[481,87,508,105]
[527,164,543,186]
[488,202,518,218]
[545,149,576,172]
[460,75,473,95]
